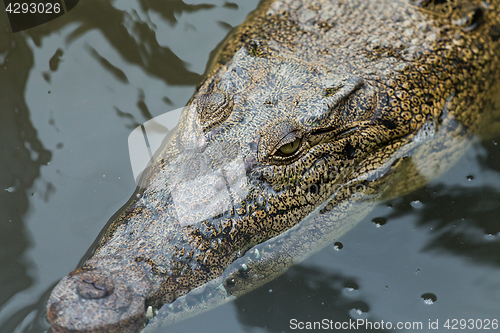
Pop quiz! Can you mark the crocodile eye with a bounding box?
[278,137,301,156]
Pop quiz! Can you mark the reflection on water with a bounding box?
[389,138,500,265]
[234,266,390,333]
[0,16,52,332]
[0,0,499,332]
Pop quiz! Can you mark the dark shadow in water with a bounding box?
[0,285,54,333]
[0,14,52,326]
[234,266,390,333]
[138,0,216,26]
[383,137,500,267]
[25,0,203,86]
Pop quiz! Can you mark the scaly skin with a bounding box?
[47,0,500,332]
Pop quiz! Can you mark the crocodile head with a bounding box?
[46,41,411,332]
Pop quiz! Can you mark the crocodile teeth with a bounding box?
[146,306,154,320]
[216,284,227,295]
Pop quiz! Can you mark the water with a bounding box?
[1,1,500,332]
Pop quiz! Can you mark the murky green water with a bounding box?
[1,1,500,332]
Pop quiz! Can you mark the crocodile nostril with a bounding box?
[76,272,114,299]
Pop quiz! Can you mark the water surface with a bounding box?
[0,1,499,332]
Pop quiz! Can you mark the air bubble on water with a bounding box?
[421,293,437,305]
[484,234,495,240]
[349,304,369,319]
[342,282,359,296]
[411,200,423,209]
[268,289,273,293]
[4,179,20,193]
[333,242,343,250]
[372,217,387,227]
[348,302,369,318]
[344,282,358,290]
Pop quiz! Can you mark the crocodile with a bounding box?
[46,0,500,332]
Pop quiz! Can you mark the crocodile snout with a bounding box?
[47,268,147,333]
